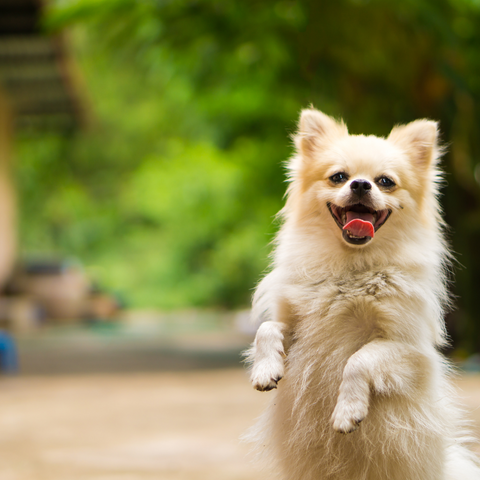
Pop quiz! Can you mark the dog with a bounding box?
[246,108,480,480]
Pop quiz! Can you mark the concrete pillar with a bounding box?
[0,87,16,287]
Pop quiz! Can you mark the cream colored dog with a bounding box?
[246,109,480,480]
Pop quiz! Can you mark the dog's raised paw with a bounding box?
[253,375,282,391]
[331,400,368,434]
[251,360,284,392]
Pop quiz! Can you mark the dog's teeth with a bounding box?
[346,231,364,239]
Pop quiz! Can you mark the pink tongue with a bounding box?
[343,211,375,238]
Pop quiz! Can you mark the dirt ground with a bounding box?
[0,369,479,480]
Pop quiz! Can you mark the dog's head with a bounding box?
[288,108,443,249]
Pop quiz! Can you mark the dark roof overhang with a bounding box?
[0,0,84,129]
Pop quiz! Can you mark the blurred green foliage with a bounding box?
[14,0,480,348]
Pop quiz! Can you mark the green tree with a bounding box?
[14,0,480,350]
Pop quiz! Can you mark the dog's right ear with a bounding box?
[295,109,348,159]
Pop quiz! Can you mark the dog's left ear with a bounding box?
[388,119,439,170]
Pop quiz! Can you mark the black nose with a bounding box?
[350,179,372,197]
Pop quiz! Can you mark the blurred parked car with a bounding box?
[0,259,122,331]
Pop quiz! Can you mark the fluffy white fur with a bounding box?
[246,109,480,480]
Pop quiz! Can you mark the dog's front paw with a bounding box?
[251,356,284,391]
[331,397,368,434]
[249,321,286,392]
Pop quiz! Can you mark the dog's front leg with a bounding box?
[331,339,431,433]
[249,321,287,391]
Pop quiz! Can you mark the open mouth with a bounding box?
[327,203,391,245]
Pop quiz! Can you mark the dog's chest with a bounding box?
[287,267,419,348]
[283,270,414,409]
[326,269,397,299]
[297,269,401,313]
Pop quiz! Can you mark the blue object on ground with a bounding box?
[462,353,480,373]
[0,332,18,373]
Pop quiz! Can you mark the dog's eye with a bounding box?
[329,172,349,184]
[377,176,395,188]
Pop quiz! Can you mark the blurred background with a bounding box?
[1,0,480,479]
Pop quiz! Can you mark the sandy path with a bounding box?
[0,369,478,480]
